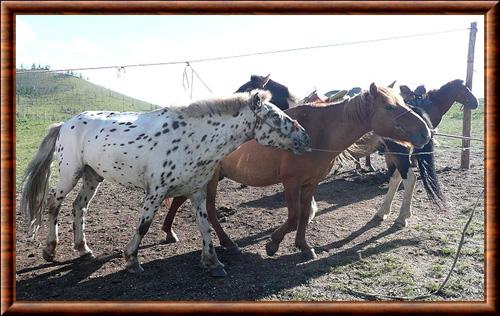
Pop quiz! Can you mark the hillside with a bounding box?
[16,70,159,121]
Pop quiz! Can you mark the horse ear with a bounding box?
[388,80,396,88]
[415,85,426,96]
[251,91,263,109]
[369,83,379,98]
[399,85,413,96]
[260,74,271,88]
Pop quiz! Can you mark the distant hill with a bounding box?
[16,70,159,121]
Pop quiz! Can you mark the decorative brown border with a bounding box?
[1,1,498,315]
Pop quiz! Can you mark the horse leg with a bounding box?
[72,166,102,259]
[162,196,188,243]
[308,196,318,223]
[375,170,402,221]
[43,172,80,262]
[295,184,317,260]
[205,168,239,253]
[365,155,375,172]
[124,192,164,273]
[395,168,416,227]
[190,188,226,277]
[266,181,301,256]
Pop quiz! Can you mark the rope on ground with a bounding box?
[344,188,484,301]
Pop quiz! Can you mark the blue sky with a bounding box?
[16,15,484,106]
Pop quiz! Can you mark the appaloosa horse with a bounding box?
[20,90,310,277]
[161,83,432,259]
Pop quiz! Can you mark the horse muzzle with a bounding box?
[292,133,311,154]
[409,129,431,149]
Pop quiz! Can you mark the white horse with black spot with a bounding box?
[20,90,311,276]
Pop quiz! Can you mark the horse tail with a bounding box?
[20,123,62,238]
[415,139,447,210]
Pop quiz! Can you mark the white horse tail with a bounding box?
[20,123,62,238]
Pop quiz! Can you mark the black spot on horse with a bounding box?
[110,128,116,132]
[172,121,180,129]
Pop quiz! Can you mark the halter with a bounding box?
[249,105,300,139]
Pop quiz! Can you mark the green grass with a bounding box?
[434,100,484,148]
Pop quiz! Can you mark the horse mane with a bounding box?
[426,79,463,102]
[171,91,272,118]
[341,90,374,124]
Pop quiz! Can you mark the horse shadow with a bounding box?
[237,169,389,215]
[16,223,420,301]
[230,170,390,248]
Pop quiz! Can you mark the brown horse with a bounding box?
[161,83,431,259]
[351,80,478,227]
[352,79,479,172]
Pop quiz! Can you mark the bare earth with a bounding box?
[15,148,484,301]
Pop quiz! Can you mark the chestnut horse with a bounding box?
[352,79,479,172]
[161,83,431,259]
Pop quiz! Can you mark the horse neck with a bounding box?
[427,86,458,126]
[197,108,256,159]
[311,94,373,154]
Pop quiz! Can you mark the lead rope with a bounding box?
[344,188,484,300]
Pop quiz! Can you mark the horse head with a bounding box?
[235,74,295,110]
[447,79,479,109]
[369,83,431,149]
[247,90,310,154]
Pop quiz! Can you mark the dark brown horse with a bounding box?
[161,84,432,259]
[353,79,479,172]
[371,80,478,226]
[235,74,298,110]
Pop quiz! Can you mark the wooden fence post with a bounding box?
[460,22,477,169]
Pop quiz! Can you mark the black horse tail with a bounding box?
[415,137,447,210]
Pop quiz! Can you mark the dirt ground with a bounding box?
[15,147,484,301]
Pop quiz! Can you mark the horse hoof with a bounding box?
[225,246,242,255]
[127,263,145,274]
[395,219,408,228]
[164,234,179,244]
[266,242,279,256]
[301,248,317,261]
[80,252,96,261]
[210,265,227,277]
[42,249,56,262]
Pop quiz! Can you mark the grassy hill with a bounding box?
[16,71,158,121]
[16,71,161,189]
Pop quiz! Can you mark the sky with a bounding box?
[16,15,484,107]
